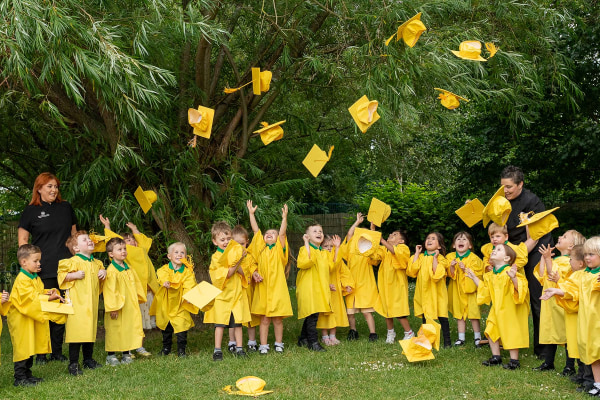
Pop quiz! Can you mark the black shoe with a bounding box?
[577,383,595,392]
[368,333,378,342]
[212,350,223,361]
[297,338,308,347]
[503,359,520,370]
[482,356,502,366]
[308,342,326,352]
[561,366,576,376]
[443,343,452,349]
[49,354,68,362]
[178,349,187,358]
[535,353,545,360]
[235,349,248,358]
[68,363,83,376]
[571,373,584,384]
[228,343,236,353]
[27,376,44,383]
[247,344,258,352]
[14,379,38,387]
[347,329,359,341]
[533,362,555,371]
[35,355,48,365]
[588,387,600,396]
[82,359,103,369]
[160,348,171,356]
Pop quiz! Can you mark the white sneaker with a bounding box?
[136,347,151,357]
[274,343,284,353]
[402,331,415,340]
[259,344,270,355]
[106,355,120,366]
[121,353,134,364]
[385,331,397,344]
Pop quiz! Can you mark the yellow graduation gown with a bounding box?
[481,242,528,274]
[104,229,159,294]
[240,253,261,328]
[296,244,332,320]
[0,300,8,363]
[377,244,411,318]
[57,254,104,343]
[317,250,354,329]
[247,231,293,318]
[477,266,529,349]
[7,270,65,362]
[342,240,383,311]
[534,255,570,345]
[150,263,198,333]
[407,253,449,319]
[204,250,251,325]
[447,251,483,320]
[555,269,584,359]
[103,261,146,352]
[559,268,600,365]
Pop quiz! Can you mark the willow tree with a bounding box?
[0,0,582,271]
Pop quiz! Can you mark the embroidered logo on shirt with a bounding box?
[38,211,50,219]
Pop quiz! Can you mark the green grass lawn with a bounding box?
[0,287,589,399]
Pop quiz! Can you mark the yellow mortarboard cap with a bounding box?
[89,230,115,253]
[434,88,469,110]
[451,40,488,62]
[482,186,512,228]
[516,207,560,241]
[223,68,272,96]
[485,42,499,58]
[348,95,380,133]
[367,197,392,227]
[455,199,484,227]
[302,144,334,177]
[385,12,427,48]
[254,120,285,145]
[399,336,435,362]
[349,228,382,255]
[134,186,158,214]
[188,105,215,148]
[223,376,274,397]
[422,319,441,351]
[181,255,195,270]
[182,281,222,312]
[41,301,74,315]
[219,240,245,269]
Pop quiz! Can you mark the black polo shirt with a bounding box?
[18,201,76,279]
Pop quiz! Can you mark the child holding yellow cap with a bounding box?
[446,231,484,347]
[407,232,451,348]
[533,230,585,373]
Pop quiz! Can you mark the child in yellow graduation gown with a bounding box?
[204,221,251,361]
[0,290,9,364]
[446,232,484,347]
[246,201,293,355]
[229,225,260,353]
[376,228,414,344]
[8,244,66,387]
[466,243,529,370]
[99,215,160,357]
[343,213,383,341]
[58,231,106,375]
[151,242,198,357]
[296,224,333,351]
[317,235,354,346]
[407,232,451,348]
[533,229,585,373]
[480,223,531,274]
[103,238,146,366]
[542,236,600,396]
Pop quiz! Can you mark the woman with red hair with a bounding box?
[17,172,77,364]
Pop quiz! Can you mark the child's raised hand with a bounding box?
[538,244,555,259]
[302,234,310,244]
[540,288,559,301]
[97,269,107,280]
[163,281,171,289]
[1,290,8,303]
[99,214,110,229]
[332,235,342,247]
[355,212,364,224]
[329,284,336,292]
[246,200,257,214]
[507,264,517,278]
[110,311,118,320]
[415,245,422,254]
[281,204,288,218]
[125,222,140,234]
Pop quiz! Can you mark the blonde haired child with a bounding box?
[103,238,146,366]
[407,232,451,348]
[481,223,530,273]
[58,230,106,375]
[534,229,585,373]
[246,202,293,354]
[205,221,251,361]
[375,227,414,344]
[317,234,354,346]
[541,236,600,396]
[151,242,198,357]
[446,231,484,347]
[466,244,529,369]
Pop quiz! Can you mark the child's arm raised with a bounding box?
[99,214,111,231]
[346,213,364,241]
[246,200,260,233]
[279,204,288,248]
[465,268,480,287]
[540,287,565,300]
[126,222,141,235]
[524,225,539,253]
[506,264,519,291]
[412,245,422,263]
[332,235,342,262]
[538,244,554,277]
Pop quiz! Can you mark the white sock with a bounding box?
[388,329,395,334]
[458,332,466,341]
[322,335,329,341]
[247,340,257,346]
[228,340,236,347]
[595,382,600,389]
[329,334,336,339]
[274,342,284,347]
[474,332,481,340]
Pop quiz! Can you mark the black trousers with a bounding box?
[543,344,574,368]
[41,277,65,357]
[299,313,319,344]
[162,322,188,350]
[69,342,94,364]
[14,356,33,380]
[524,251,544,356]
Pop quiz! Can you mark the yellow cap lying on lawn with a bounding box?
[367,197,391,227]
[455,199,484,227]
[482,186,511,228]
[516,207,560,241]
[399,322,439,362]
[385,12,426,48]
[223,376,274,396]
[349,95,380,133]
